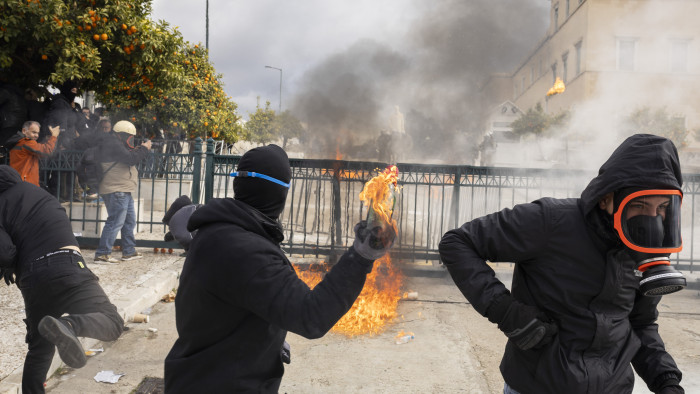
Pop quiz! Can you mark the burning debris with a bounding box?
[293,166,404,337]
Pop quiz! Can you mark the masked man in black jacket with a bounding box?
[439,134,685,394]
[0,165,123,393]
[164,145,396,393]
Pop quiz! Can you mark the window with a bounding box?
[521,76,526,93]
[670,40,689,73]
[617,38,636,71]
[562,52,569,82]
[566,0,570,17]
[514,82,518,98]
[551,63,558,84]
[575,40,583,75]
[553,4,559,30]
[530,66,535,84]
[539,58,543,76]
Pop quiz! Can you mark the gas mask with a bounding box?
[613,189,686,296]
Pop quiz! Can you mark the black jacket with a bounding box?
[0,165,77,273]
[439,134,683,394]
[164,198,374,393]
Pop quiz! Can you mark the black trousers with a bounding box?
[17,250,124,393]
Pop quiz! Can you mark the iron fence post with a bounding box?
[450,167,462,229]
[204,138,215,203]
[191,137,203,204]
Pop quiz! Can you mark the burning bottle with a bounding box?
[360,165,399,237]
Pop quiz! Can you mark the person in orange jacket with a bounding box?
[7,120,60,186]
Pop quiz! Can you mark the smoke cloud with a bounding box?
[290,0,549,161]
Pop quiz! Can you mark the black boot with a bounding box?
[38,316,87,368]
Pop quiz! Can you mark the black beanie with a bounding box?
[163,195,193,224]
[233,145,291,220]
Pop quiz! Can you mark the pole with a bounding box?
[265,66,282,112]
[205,0,209,50]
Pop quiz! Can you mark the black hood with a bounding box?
[0,165,22,192]
[3,131,25,150]
[187,198,284,243]
[580,134,683,216]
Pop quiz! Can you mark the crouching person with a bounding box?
[164,145,395,393]
[0,165,123,393]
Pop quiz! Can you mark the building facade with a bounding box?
[480,0,700,167]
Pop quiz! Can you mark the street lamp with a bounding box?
[265,65,282,113]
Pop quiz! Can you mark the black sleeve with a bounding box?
[0,226,17,268]
[438,201,548,315]
[630,293,683,392]
[240,247,373,339]
[104,137,150,166]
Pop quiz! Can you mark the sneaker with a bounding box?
[122,251,143,261]
[85,193,99,201]
[38,316,87,368]
[94,254,119,264]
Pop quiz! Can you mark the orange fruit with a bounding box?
[80,55,86,62]
[93,34,100,40]
[85,25,91,30]
[41,54,48,60]
[101,33,108,40]
[130,25,136,32]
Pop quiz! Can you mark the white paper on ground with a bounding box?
[94,370,125,384]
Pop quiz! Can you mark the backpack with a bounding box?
[76,146,116,191]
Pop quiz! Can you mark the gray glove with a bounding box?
[352,220,396,261]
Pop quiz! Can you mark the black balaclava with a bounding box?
[59,80,78,103]
[233,145,291,220]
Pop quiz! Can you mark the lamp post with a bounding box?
[265,65,282,113]
[205,0,209,50]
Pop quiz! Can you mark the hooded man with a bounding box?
[0,165,123,393]
[439,134,685,394]
[93,120,151,263]
[164,144,396,393]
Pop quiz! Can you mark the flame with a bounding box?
[336,145,343,161]
[546,77,566,96]
[291,165,404,337]
[293,253,403,337]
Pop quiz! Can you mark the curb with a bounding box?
[0,259,182,394]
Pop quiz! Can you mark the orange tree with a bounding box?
[0,0,183,96]
[107,44,242,142]
[0,0,242,142]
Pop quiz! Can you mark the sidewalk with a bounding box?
[0,249,184,394]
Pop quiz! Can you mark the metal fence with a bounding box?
[7,137,699,270]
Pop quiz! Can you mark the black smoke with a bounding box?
[291,0,549,162]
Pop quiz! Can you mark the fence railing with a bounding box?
[8,137,699,271]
